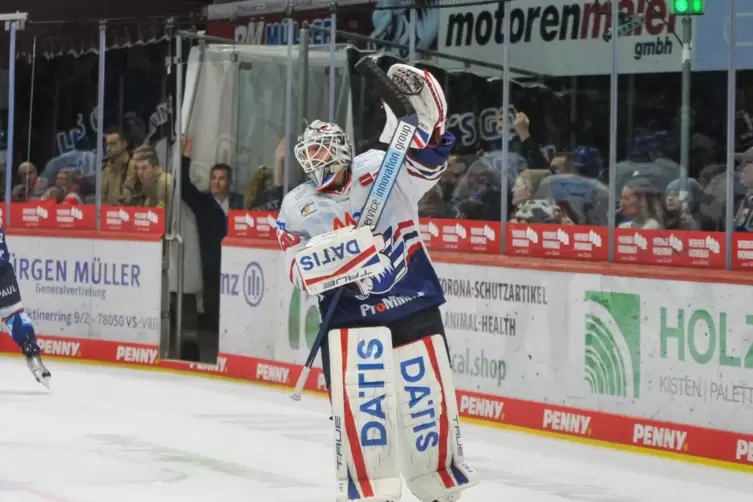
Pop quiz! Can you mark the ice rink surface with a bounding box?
[0,358,751,502]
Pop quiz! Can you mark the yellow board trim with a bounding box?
[5,353,752,474]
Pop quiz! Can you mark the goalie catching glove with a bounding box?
[379,64,447,149]
[294,226,386,296]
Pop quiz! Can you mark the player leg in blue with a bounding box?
[6,310,51,389]
[0,226,51,388]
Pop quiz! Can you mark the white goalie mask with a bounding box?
[379,64,447,149]
[294,120,353,191]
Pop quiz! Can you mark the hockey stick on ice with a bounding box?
[290,57,419,401]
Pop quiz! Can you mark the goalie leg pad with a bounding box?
[394,334,477,502]
[328,326,402,501]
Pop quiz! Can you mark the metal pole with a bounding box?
[4,21,16,227]
[679,17,692,205]
[626,73,635,156]
[297,27,310,190]
[408,5,416,64]
[725,1,736,270]
[26,36,36,161]
[569,76,577,151]
[299,28,310,126]
[174,33,185,358]
[328,3,336,123]
[283,10,294,195]
[95,22,106,230]
[500,0,510,254]
[607,0,619,261]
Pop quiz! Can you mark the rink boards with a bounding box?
[1,231,753,472]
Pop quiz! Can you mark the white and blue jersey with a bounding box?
[276,134,454,328]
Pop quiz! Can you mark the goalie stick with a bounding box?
[290,57,419,401]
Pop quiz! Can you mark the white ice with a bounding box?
[0,358,750,502]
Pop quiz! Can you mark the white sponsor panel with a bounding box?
[218,246,277,359]
[435,261,563,397]
[568,273,753,434]
[8,235,160,344]
[438,0,683,76]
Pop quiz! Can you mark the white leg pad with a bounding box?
[394,335,477,502]
[329,327,402,501]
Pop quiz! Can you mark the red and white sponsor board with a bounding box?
[614,228,726,268]
[228,210,278,239]
[506,223,609,261]
[732,233,753,270]
[419,218,500,253]
[99,206,166,234]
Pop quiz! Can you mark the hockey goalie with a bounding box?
[276,64,477,502]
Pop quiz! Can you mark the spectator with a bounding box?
[40,169,82,204]
[179,136,227,356]
[128,145,173,209]
[12,162,45,201]
[418,184,447,218]
[664,178,716,231]
[618,177,664,229]
[510,199,574,225]
[733,155,753,232]
[511,169,550,210]
[549,152,572,174]
[101,127,135,206]
[451,158,503,221]
[209,163,243,214]
[244,139,285,211]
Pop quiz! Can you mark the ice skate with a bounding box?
[22,339,51,389]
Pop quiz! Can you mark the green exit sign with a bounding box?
[671,0,704,15]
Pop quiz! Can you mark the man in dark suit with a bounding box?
[179,138,242,356]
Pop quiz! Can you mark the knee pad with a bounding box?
[328,327,402,501]
[393,334,477,502]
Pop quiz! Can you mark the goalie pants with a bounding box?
[320,305,448,390]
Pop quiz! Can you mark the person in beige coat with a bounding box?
[102,129,136,206]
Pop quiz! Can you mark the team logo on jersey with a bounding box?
[299,200,318,217]
[359,172,375,187]
[352,222,417,301]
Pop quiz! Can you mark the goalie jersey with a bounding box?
[276,134,454,328]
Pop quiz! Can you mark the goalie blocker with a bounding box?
[327,307,476,502]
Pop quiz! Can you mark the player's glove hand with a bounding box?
[294,226,384,296]
[5,310,36,347]
[379,64,447,150]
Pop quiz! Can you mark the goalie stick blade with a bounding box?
[354,57,415,119]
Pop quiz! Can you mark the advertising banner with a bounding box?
[6,235,161,345]
[614,228,725,268]
[437,0,683,76]
[506,223,608,261]
[567,274,753,435]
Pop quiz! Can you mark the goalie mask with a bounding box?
[294,120,353,191]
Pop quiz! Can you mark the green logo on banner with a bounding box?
[288,288,320,350]
[584,291,641,399]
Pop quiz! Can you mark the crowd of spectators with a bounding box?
[416,110,753,234]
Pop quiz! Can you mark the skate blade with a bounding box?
[39,376,51,390]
